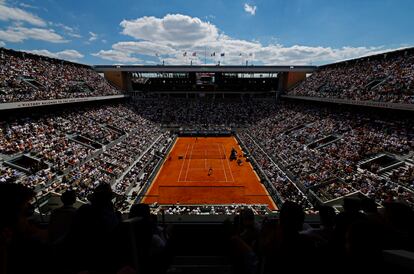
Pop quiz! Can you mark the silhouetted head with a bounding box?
[61,190,76,206]
[240,208,255,226]
[129,203,151,220]
[343,197,361,213]
[361,198,378,214]
[384,201,414,231]
[318,205,336,228]
[346,219,380,260]
[0,183,35,232]
[280,201,305,232]
[89,183,113,206]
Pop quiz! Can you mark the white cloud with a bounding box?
[0,2,75,44]
[94,13,404,65]
[163,52,203,65]
[52,23,82,38]
[0,2,46,26]
[252,44,388,65]
[244,3,257,16]
[112,41,176,56]
[25,49,84,61]
[120,14,219,47]
[92,49,141,63]
[0,26,67,43]
[0,41,5,47]
[88,31,98,42]
[19,3,38,9]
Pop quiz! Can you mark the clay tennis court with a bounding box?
[142,137,277,210]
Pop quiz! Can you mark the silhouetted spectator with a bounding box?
[48,190,77,244]
[334,197,365,251]
[383,202,414,251]
[128,203,167,274]
[261,201,315,273]
[0,183,49,274]
[345,219,383,271]
[64,183,121,273]
[302,205,336,246]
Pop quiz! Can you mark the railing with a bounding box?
[135,135,177,204]
[235,133,285,208]
[282,95,414,111]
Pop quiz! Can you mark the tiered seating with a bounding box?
[0,104,164,207]
[0,48,122,103]
[238,131,312,209]
[243,102,414,207]
[132,98,277,128]
[289,48,414,104]
[117,132,174,210]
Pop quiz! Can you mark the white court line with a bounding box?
[217,143,229,182]
[186,167,224,170]
[184,143,194,181]
[221,143,235,182]
[204,149,207,170]
[178,180,233,183]
[219,143,233,182]
[177,144,191,182]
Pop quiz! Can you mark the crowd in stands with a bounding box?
[131,97,276,128]
[242,102,414,208]
[62,124,163,202]
[289,48,414,104]
[115,132,174,211]
[390,165,414,189]
[2,97,413,213]
[311,179,356,202]
[158,204,270,215]
[0,104,165,211]
[0,48,122,103]
[238,131,313,209]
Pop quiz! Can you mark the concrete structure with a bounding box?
[94,65,316,92]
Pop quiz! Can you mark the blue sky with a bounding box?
[0,0,413,65]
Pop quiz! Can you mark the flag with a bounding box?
[211,52,215,57]
[192,52,197,56]
[239,53,242,56]
[249,53,253,56]
[220,53,225,57]
[155,53,159,57]
[183,52,187,57]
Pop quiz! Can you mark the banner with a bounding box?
[0,95,127,110]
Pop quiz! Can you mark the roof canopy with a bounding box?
[94,65,317,73]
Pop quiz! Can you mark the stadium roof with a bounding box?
[94,65,317,73]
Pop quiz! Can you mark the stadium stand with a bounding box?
[288,48,414,104]
[0,103,167,210]
[242,102,414,208]
[0,47,122,103]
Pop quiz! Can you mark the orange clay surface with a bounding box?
[142,137,277,210]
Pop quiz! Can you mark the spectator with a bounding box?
[260,201,315,273]
[48,190,77,244]
[64,183,121,272]
[302,205,336,246]
[0,47,122,103]
[0,183,49,274]
[289,49,414,104]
